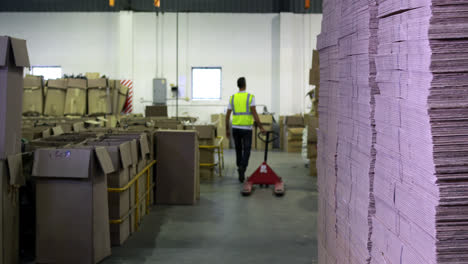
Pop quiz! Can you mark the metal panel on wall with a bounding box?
[0,0,322,13]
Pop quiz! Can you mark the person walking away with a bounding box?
[226,77,265,183]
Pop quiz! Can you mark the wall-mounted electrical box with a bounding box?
[153,78,167,105]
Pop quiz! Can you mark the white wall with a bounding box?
[0,12,322,122]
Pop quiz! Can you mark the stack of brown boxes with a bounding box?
[155,130,199,204]
[22,75,44,116]
[283,116,305,153]
[254,114,273,150]
[211,114,230,150]
[192,125,217,180]
[304,114,318,176]
[0,36,30,264]
[88,78,112,116]
[109,80,128,115]
[65,78,87,116]
[44,79,67,116]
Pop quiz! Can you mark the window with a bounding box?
[192,67,222,100]
[31,66,62,80]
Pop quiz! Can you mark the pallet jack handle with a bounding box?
[258,131,279,162]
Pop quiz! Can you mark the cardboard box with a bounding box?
[0,36,30,160]
[145,105,168,117]
[32,147,113,264]
[110,80,128,115]
[65,78,87,116]
[155,131,199,205]
[23,75,44,116]
[200,166,215,180]
[1,154,24,264]
[85,140,132,246]
[211,114,230,149]
[44,79,67,116]
[88,78,111,116]
[279,116,285,150]
[309,50,320,86]
[309,158,317,176]
[285,127,304,153]
[285,116,305,127]
[307,143,317,159]
[304,114,318,143]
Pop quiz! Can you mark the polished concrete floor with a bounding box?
[103,150,318,264]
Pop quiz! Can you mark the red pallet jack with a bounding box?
[242,131,285,196]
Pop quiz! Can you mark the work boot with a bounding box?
[238,167,245,183]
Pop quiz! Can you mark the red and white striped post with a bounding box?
[121,79,134,114]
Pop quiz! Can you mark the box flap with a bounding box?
[42,129,51,138]
[119,83,129,95]
[67,78,87,89]
[47,79,67,89]
[10,37,30,67]
[32,149,91,179]
[119,141,132,168]
[194,125,216,139]
[73,122,85,132]
[139,134,150,157]
[7,153,25,186]
[0,36,8,66]
[130,140,138,165]
[88,78,107,89]
[24,75,43,88]
[53,126,64,136]
[95,147,115,175]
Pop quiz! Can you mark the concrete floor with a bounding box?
[102,150,318,264]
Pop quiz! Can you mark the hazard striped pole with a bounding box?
[121,80,134,114]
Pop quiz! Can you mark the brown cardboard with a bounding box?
[65,78,87,116]
[88,78,111,116]
[307,143,317,159]
[279,116,285,150]
[118,82,128,114]
[1,154,24,264]
[52,125,64,136]
[23,75,43,116]
[200,167,215,180]
[309,50,320,86]
[309,157,317,176]
[211,114,230,149]
[304,114,318,143]
[285,127,304,153]
[285,115,305,127]
[44,79,67,116]
[145,105,168,117]
[155,131,198,205]
[0,36,29,160]
[32,147,113,264]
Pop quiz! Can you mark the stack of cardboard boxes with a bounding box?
[44,79,67,116]
[0,36,30,264]
[191,125,217,180]
[305,114,318,176]
[211,114,230,150]
[283,116,305,153]
[253,114,274,151]
[22,75,44,116]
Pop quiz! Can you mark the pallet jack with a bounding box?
[242,131,285,196]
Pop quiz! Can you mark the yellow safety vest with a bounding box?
[231,92,254,127]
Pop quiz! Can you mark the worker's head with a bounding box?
[237,77,246,90]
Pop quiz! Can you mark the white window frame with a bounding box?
[191,67,222,100]
[30,66,62,80]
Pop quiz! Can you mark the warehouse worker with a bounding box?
[226,77,265,183]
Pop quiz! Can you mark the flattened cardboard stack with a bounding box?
[155,130,199,205]
[65,78,87,116]
[145,105,168,117]
[88,78,111,116]
[305,114,318,176]
[32,147,113,264]
[44,79,67,116]
[0,36,29,264]
[318,0,468,263]
[283,116,304,153]
[23,75,44,116]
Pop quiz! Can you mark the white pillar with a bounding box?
[118,11,134,80]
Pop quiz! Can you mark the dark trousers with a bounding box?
[232,128,252,169]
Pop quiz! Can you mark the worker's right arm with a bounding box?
[225,109,232,139]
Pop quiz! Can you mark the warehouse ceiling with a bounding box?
[0,0,322,13]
